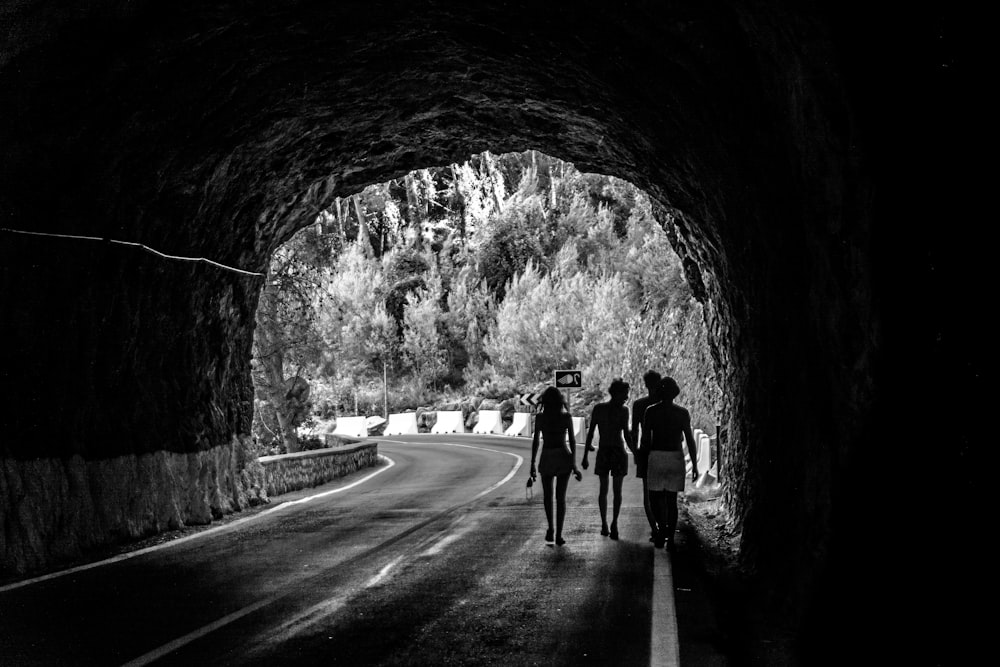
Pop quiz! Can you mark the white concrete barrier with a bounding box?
[697,432,712,474]
[333,415,368,438]
[684,430,697,474]
[366,415,386,431]
[473,409,503,434]
[431,410,466,434]
[684,430,713,476]
[505,412,532,437]
[384,412,418,436]
[571,417,586,444]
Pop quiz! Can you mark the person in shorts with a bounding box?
[582,378,633,540]
[631,370,661,542]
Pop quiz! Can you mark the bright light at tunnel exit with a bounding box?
[251,149,723,467]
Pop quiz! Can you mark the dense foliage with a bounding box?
[251,151,721,453]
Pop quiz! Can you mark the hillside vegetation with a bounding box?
[252,151,721,453]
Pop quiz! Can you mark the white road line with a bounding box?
[263,592,350,643]
[419,520,476,557]
[421,532,463,556]
[14,440,520,665]
[365,555,405,588]
[651,551,681,667]
[120,593,282,667]
[273,454,395,508]
[116,442,516,664]
[0,455,396,594]
[378,438,523,500]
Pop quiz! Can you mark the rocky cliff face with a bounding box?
[1,1,971,661]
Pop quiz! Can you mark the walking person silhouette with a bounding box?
[582,378,633,539]
[631,370,662,542]
[529,386,583,545]
[643,377,699,551]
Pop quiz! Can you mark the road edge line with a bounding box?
[651,551,681,667]
[115,443,517,664]
[379,439,523,500]
[119,594,282,667]
[0,455,396,594]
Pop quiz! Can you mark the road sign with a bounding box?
[555,370,582,388]
[519,392,542,406]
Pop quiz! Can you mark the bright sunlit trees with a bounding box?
[251,151,722,452]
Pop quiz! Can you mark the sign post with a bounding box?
[554,369,582,414]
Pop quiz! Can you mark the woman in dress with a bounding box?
[582,378,633,539]
[529,386,582,545]
[643,377,699,551]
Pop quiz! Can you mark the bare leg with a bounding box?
[541,475,555,539]
[598,474,610,534]
[665,490,679,547]
[643,477,656,537]
[555,473,570,544]
[610,475,624,538]
[649,490,667,547]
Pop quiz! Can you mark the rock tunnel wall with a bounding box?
[0,0,930,657]
[1,440,266,573]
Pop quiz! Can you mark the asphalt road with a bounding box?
[0,435,682,666]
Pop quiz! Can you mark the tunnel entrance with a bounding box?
[251,151,723,465]
[6,0,966,662]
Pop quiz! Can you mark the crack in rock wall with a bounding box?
[0,0,886,654]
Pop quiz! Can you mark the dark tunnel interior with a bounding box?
[0,1,982,663]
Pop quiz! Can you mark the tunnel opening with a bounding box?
[251,150,724,464]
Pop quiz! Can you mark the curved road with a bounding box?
[0,435,677,666]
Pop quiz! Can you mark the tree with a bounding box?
[401,265,447,386]
[475,206,546,297]
[252,226,336,452]
[484,261,588,382]
[251,149,720,437]
[576,272,633,383]
[443,264,495,375]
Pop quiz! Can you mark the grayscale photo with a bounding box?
[1,2,980,665]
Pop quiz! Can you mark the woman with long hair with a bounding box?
[529,386,582,545]
[643,377,699,551]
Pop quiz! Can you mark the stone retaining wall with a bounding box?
[258,442,378,496]
[1,437,267,576]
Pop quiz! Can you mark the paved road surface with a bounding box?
[0,435,684,666]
